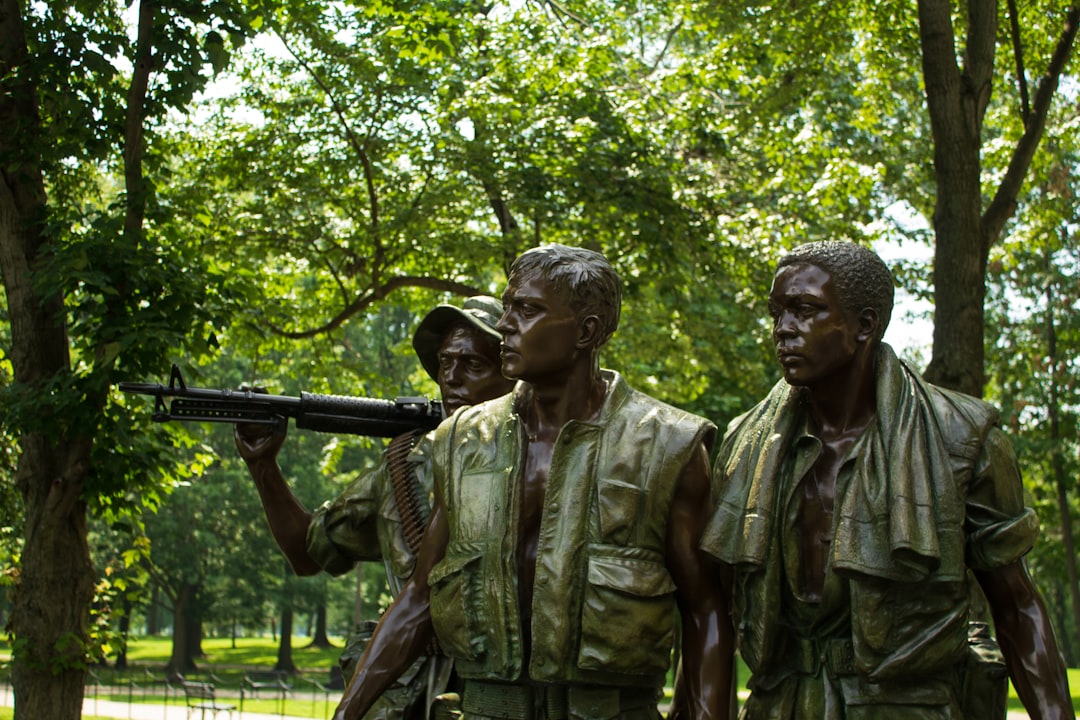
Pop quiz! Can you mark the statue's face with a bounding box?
[436,326,514,414]
[768,263,861,389]
[497,274,580,382]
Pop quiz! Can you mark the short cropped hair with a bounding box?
[508,244,622,347]
[777,241,894,340]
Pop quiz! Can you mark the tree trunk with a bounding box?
[917,0,995,397]
[275,605,297,673]
[307,603,334,648]
[353,564,364,629]
[0,3,96,719]
[1051,583,1075,665]
[115,597,132,670]
[189,606,206,659]
[919,0,1078,396]
[146,584,161,635]
[9,441,95,720]
[276,562,298,672]
[167,584,200,676]
[1054,490,1079,663]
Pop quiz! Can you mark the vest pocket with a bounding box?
[841,673,958,713]
[429,547,484,661]
[578,550,676,676]
[596,479,641,546]
[849,577,968,679]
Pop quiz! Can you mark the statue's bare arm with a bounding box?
[235,422,321,576]
[975,560,1072,720]
[666,442,734,720]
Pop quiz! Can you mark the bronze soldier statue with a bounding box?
[236,295,515,720]
[333,244,733,720]
[701,241,1071,719]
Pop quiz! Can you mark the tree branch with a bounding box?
[917,0,965,135]
[302,234,353,306]
[964,0,997,124]
[277,31,381,242]
[123,0,154,249]
[539,0,590,29]
[265,275,485,339]
[649,20,684,76]
[0,0,69,387]
[983,6,1079,246]
[1006,0,1031,123]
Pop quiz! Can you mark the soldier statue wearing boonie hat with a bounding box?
[235,295,514,720]
[412,295,505,383]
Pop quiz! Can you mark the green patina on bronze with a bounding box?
[428,371,714,689]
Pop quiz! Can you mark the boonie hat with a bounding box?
[412,295,504,382]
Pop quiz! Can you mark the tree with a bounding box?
[0,1,254,716]
[142,431,278,674]
[918,0,1079,395]
[5,5,1077,717]
[274,564,300,673]
[306,593,335,649]
[163,0,786,426]
[984,126,1080,661]
[679,0,1079,395]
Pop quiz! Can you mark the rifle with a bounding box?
[119,364,445,438]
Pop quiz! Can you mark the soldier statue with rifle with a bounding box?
[234,296,515,720]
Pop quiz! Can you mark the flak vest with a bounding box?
[427,372,715,689]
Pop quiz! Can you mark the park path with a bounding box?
[80,696,330,720]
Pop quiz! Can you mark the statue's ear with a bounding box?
[578,315,602,349]
[857,308,879,343]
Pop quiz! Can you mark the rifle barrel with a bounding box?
[118,366,444,438]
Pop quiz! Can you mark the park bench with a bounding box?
[132,668,179,701]
[241,669,291,715]
[180,678,236,720]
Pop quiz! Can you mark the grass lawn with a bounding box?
[1,635,347,718]
[123,634,346,673]
[1008,666,1080,714]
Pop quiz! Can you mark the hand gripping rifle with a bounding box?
[119,364,445,438]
